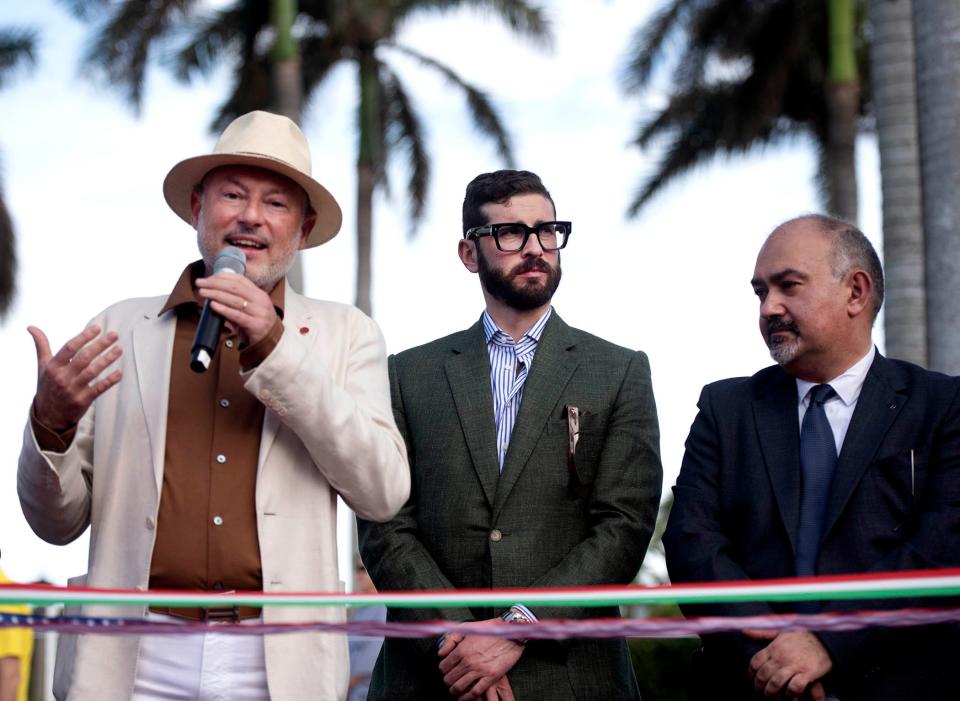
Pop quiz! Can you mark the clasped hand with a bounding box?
[438,619,524,700]
[746,630,833,700]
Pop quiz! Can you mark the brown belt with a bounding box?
[149,605,261,622]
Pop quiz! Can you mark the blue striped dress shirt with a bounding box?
[482,307,552,471]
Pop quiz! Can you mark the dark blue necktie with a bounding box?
[795,384,838,581]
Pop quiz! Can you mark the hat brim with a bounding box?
[162,153,342,248]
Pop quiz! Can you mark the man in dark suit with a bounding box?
[664,214,960,701]
[358,170,663,700]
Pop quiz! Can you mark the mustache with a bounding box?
[766,318,799,337]
[511,259,552,276]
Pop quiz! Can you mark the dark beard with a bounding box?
[476,247,561,311]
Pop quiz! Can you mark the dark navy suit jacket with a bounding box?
[664,352,960,700]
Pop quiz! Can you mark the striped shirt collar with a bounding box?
[482,307,553,348]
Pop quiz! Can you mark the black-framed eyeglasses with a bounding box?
[464,221,572,252]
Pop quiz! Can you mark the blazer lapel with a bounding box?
[823,354,906,537]
[753,369,803,554]
[131,305,176,496]
[445,321,500,507]
[494,314,578,519]
[256,285,311,470]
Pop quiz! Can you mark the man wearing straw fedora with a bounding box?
[359,169,663,700]
[18,110,410,700]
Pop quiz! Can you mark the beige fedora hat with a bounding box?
[163,110,342,248]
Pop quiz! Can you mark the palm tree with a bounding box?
[869,0,926,367]
[913,0,960,374]
[621,0,870,221]
[60,0,550,315]
[0,26,38,319]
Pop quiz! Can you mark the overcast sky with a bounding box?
[0,0,883,585]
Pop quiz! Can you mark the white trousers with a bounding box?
[131,613,270,701]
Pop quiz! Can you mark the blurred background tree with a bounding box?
[0,25,38,319]
[912,0,960,375]
[59,0,552,315]
[620,0,870,224]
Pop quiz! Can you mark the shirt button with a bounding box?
[145,517,155,530]
[220,398,230,408]
[225,339,234,349]
[216,454,226,464]
[489,529,503,542]
[213,516,224,526]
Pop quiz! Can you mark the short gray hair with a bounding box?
[787,214,885,321]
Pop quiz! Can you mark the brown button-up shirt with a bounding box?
[31,261,286,592]
[147,261,285,592]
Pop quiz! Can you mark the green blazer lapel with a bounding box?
[494,313,579,519]
[823,353,906,538]
[444,320,500,506]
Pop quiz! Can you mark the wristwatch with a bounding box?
[500,606,533,644]
[500,606,534,625]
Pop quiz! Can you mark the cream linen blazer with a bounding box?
[18,284,410,701]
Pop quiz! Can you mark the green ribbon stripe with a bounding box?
[2,577,960,609]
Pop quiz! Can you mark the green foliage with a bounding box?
[629,604,700,701]
[621,0,871,216]
[60,0,551,228]
[0,24,38,318]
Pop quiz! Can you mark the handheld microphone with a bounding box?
[190,246,247,373]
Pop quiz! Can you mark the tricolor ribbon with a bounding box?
[2,568,959,609]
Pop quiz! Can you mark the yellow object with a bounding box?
[0,568,33,701]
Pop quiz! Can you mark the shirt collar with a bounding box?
[482,307,552,347]
[159,260,286,318]
[796,345,876,407]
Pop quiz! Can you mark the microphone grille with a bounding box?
[214,246,247,275]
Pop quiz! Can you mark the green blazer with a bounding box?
[358,312,663,700]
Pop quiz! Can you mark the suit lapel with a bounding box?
[256,285,311,470]
[823,354,906,537]
[754,369,803,554]
[494,314,578,519]
[131,305,176,496]
[445,321,500,507]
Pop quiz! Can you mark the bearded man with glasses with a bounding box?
[359,170,663,700]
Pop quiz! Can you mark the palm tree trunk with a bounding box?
[869,0,926,367]
[271,0,304,293]
[825,0,859,222]
[913,0,960,374]
[355,50,379,317]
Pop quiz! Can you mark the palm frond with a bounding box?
[172,4,262,82]
[0,167,16,319]
[394,0,551,42]
[78,0,199,110]
[54,0,110,21]
[380,64,429,229]
[0,28,38,89]
[627,84,795,216]
[621,0,693,91]
[209,53,273,132]
[387,42,513,165]
[299,34,345,105]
